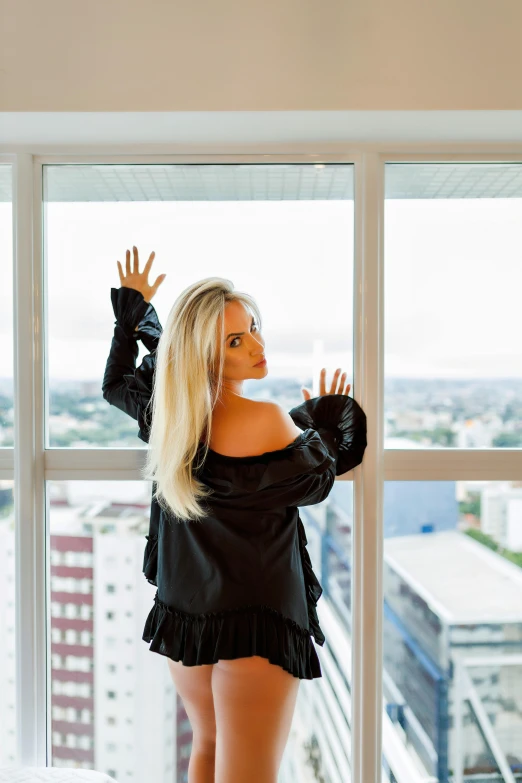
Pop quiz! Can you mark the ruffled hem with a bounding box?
[142,534,158,586]
[142,591,323,679]
[297,517,325,646]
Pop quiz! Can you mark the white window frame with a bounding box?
[2,145,522,782]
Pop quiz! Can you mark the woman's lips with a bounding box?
[254,358,267,367]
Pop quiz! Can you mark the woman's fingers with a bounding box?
[317,367,352,396]
[143,249,156,277]
[151,273,166,296]
[319,367,326,396]
[119,247,156,283]
[116,246,164,302]
[329,367,342,394]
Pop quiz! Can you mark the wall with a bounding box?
[2,0,522,112]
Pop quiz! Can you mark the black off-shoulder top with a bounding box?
[102,286,367,679]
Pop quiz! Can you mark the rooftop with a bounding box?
[384,529,522,625]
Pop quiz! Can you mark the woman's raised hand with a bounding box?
[117,246,167,303]
[301,367,351,401]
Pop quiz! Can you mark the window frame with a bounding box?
[3,146,522,781]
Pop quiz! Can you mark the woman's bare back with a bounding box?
[208,395,301,458]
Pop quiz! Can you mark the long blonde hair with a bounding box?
[140,277,263,522]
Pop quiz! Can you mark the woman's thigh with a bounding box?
[166,658,216,752]
[212,655,300,783]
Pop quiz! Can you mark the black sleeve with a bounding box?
[289,393,367,476]
[102,286,163,444]
[244,395,366,511]
[251,448,338,510]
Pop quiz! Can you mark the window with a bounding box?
[383,163,522,780]
[8,156,520,781]
[384,163,522,452]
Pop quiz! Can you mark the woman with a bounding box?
[102,246,367,783]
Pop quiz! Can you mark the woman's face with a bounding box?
[216,299,267,383]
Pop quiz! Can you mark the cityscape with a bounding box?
[1,374,522,451]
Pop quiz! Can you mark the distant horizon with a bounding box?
[2,196,522,381]
[1,374,522,388]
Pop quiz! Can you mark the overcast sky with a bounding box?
[1,197,521,383]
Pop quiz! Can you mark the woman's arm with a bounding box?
[101,286,163,441]
[101,247,167,442]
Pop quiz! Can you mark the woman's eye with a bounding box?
[230,322,258,347]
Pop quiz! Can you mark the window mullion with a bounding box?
[351,151,385,783]
[13,153,47,765]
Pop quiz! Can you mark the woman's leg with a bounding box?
[212,655,300,783]
[166,658,216,783]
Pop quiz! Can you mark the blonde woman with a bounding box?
[102,246,367,783]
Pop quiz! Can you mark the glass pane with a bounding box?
[45,161,357,782]
[43,163,354,448]
[385,163,522,450]
[47,479,176,776]
[47,478,357,781]
[382,479,522,782]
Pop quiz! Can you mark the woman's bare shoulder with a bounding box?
[210,397,302,457]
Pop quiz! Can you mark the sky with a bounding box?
[1,194,521,384]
